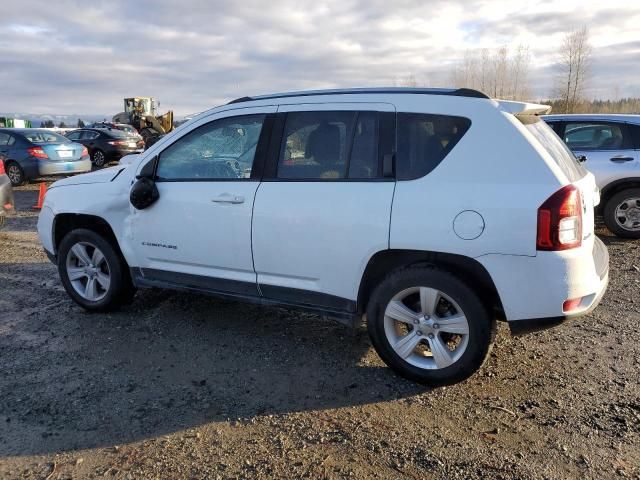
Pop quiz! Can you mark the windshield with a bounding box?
[521,118,586,182]
[24,130,70,144]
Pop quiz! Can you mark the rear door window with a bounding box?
[563,122,632,151]
[277,111,378,180]
[396,113,471,180]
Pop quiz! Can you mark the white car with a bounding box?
[543,114,640,238]
[37,88,609,385]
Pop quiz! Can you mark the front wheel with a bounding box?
[57,228,135,311]
[367,266,495,386]
[603,188,640,239]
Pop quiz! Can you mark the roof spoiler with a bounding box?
[497,100,551,116]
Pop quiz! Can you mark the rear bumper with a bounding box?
[38,159,92,175]
[509,269,609,335]
[478,236,609,333]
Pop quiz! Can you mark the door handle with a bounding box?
[211,194,245,204]
[610,156,634,162]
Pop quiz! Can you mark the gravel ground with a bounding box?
[0,184,638,479]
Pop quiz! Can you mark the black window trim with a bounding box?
[151,112,273,183]
[560,120,633,152]
[261,110,396,183]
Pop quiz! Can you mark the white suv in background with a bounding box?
[37,88,609,385]
[544,114,640,238]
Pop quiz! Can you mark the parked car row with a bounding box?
[37,87,610,386]
[0,126,144,185]
[65,128,144,167]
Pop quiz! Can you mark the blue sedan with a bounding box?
[0,128,92,186]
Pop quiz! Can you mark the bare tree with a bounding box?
[510,44,530,100]
[557,26,592,113]
[449,45,531,100]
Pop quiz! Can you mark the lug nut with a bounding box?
[416,330,422,336]
[428,333,435,339]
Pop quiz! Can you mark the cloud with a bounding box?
[0,0,638,115]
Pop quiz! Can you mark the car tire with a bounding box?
[603,188,640,239]
[91,149,106,168]
[366,266,495,386]
[57,228,135,311]
[5,161,25,186]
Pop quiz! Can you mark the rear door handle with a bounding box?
[211,194,245,204]
[610,156,634,162]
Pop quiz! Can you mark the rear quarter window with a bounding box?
[396,113,471,180]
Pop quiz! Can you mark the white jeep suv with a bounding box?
[37,88,609,385]
[543,114,640,238]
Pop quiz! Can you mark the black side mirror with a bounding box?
[576,155,587,163]
[130,156,159,210]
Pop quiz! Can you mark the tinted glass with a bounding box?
[156,114,265,180]
[564,122,630,150]
[66,131,81,140]
[348,112,378,179]
[277,111,378,180]
[0,132,10,146]
[628,123,640,149]
[396,113,471,180]
[80,131,100,140]
[524,120,586,182]
[279,111,354,179]
[23,130,70,143]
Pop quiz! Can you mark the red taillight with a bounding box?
[108,140,128,146]
[0,159,5,175]
[28,146,49,159]
[81,147,89,157]
[536,185,582,251]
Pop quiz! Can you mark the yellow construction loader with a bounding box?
[112,97,173,148]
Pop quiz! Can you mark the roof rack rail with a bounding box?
[227,87,490,105]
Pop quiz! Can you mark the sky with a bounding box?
[1,0,639,117]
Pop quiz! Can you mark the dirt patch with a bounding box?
[0,187,638,479]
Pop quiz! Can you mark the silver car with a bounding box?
[544,114,640,238]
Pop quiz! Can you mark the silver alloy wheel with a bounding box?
[615,197,640,231]
[93,151,105,167]
[65,241,111,301]
[383,287,470,370]
[6,164,22,185]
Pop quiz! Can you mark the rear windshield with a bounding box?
[105,129,132,139]
[521,117,585,182]
[23,130,70,144]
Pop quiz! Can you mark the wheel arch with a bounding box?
[53,213,123,259]
[357,249,505,320]
[599,177,640,212]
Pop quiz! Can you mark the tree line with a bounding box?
[401,26,638,114]
[39,119,86,128]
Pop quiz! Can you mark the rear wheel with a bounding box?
[603,188,640,239]
[367,266,495,386]
[91,149,106,168]
[57,228,135,311]
[6,161,24,186]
